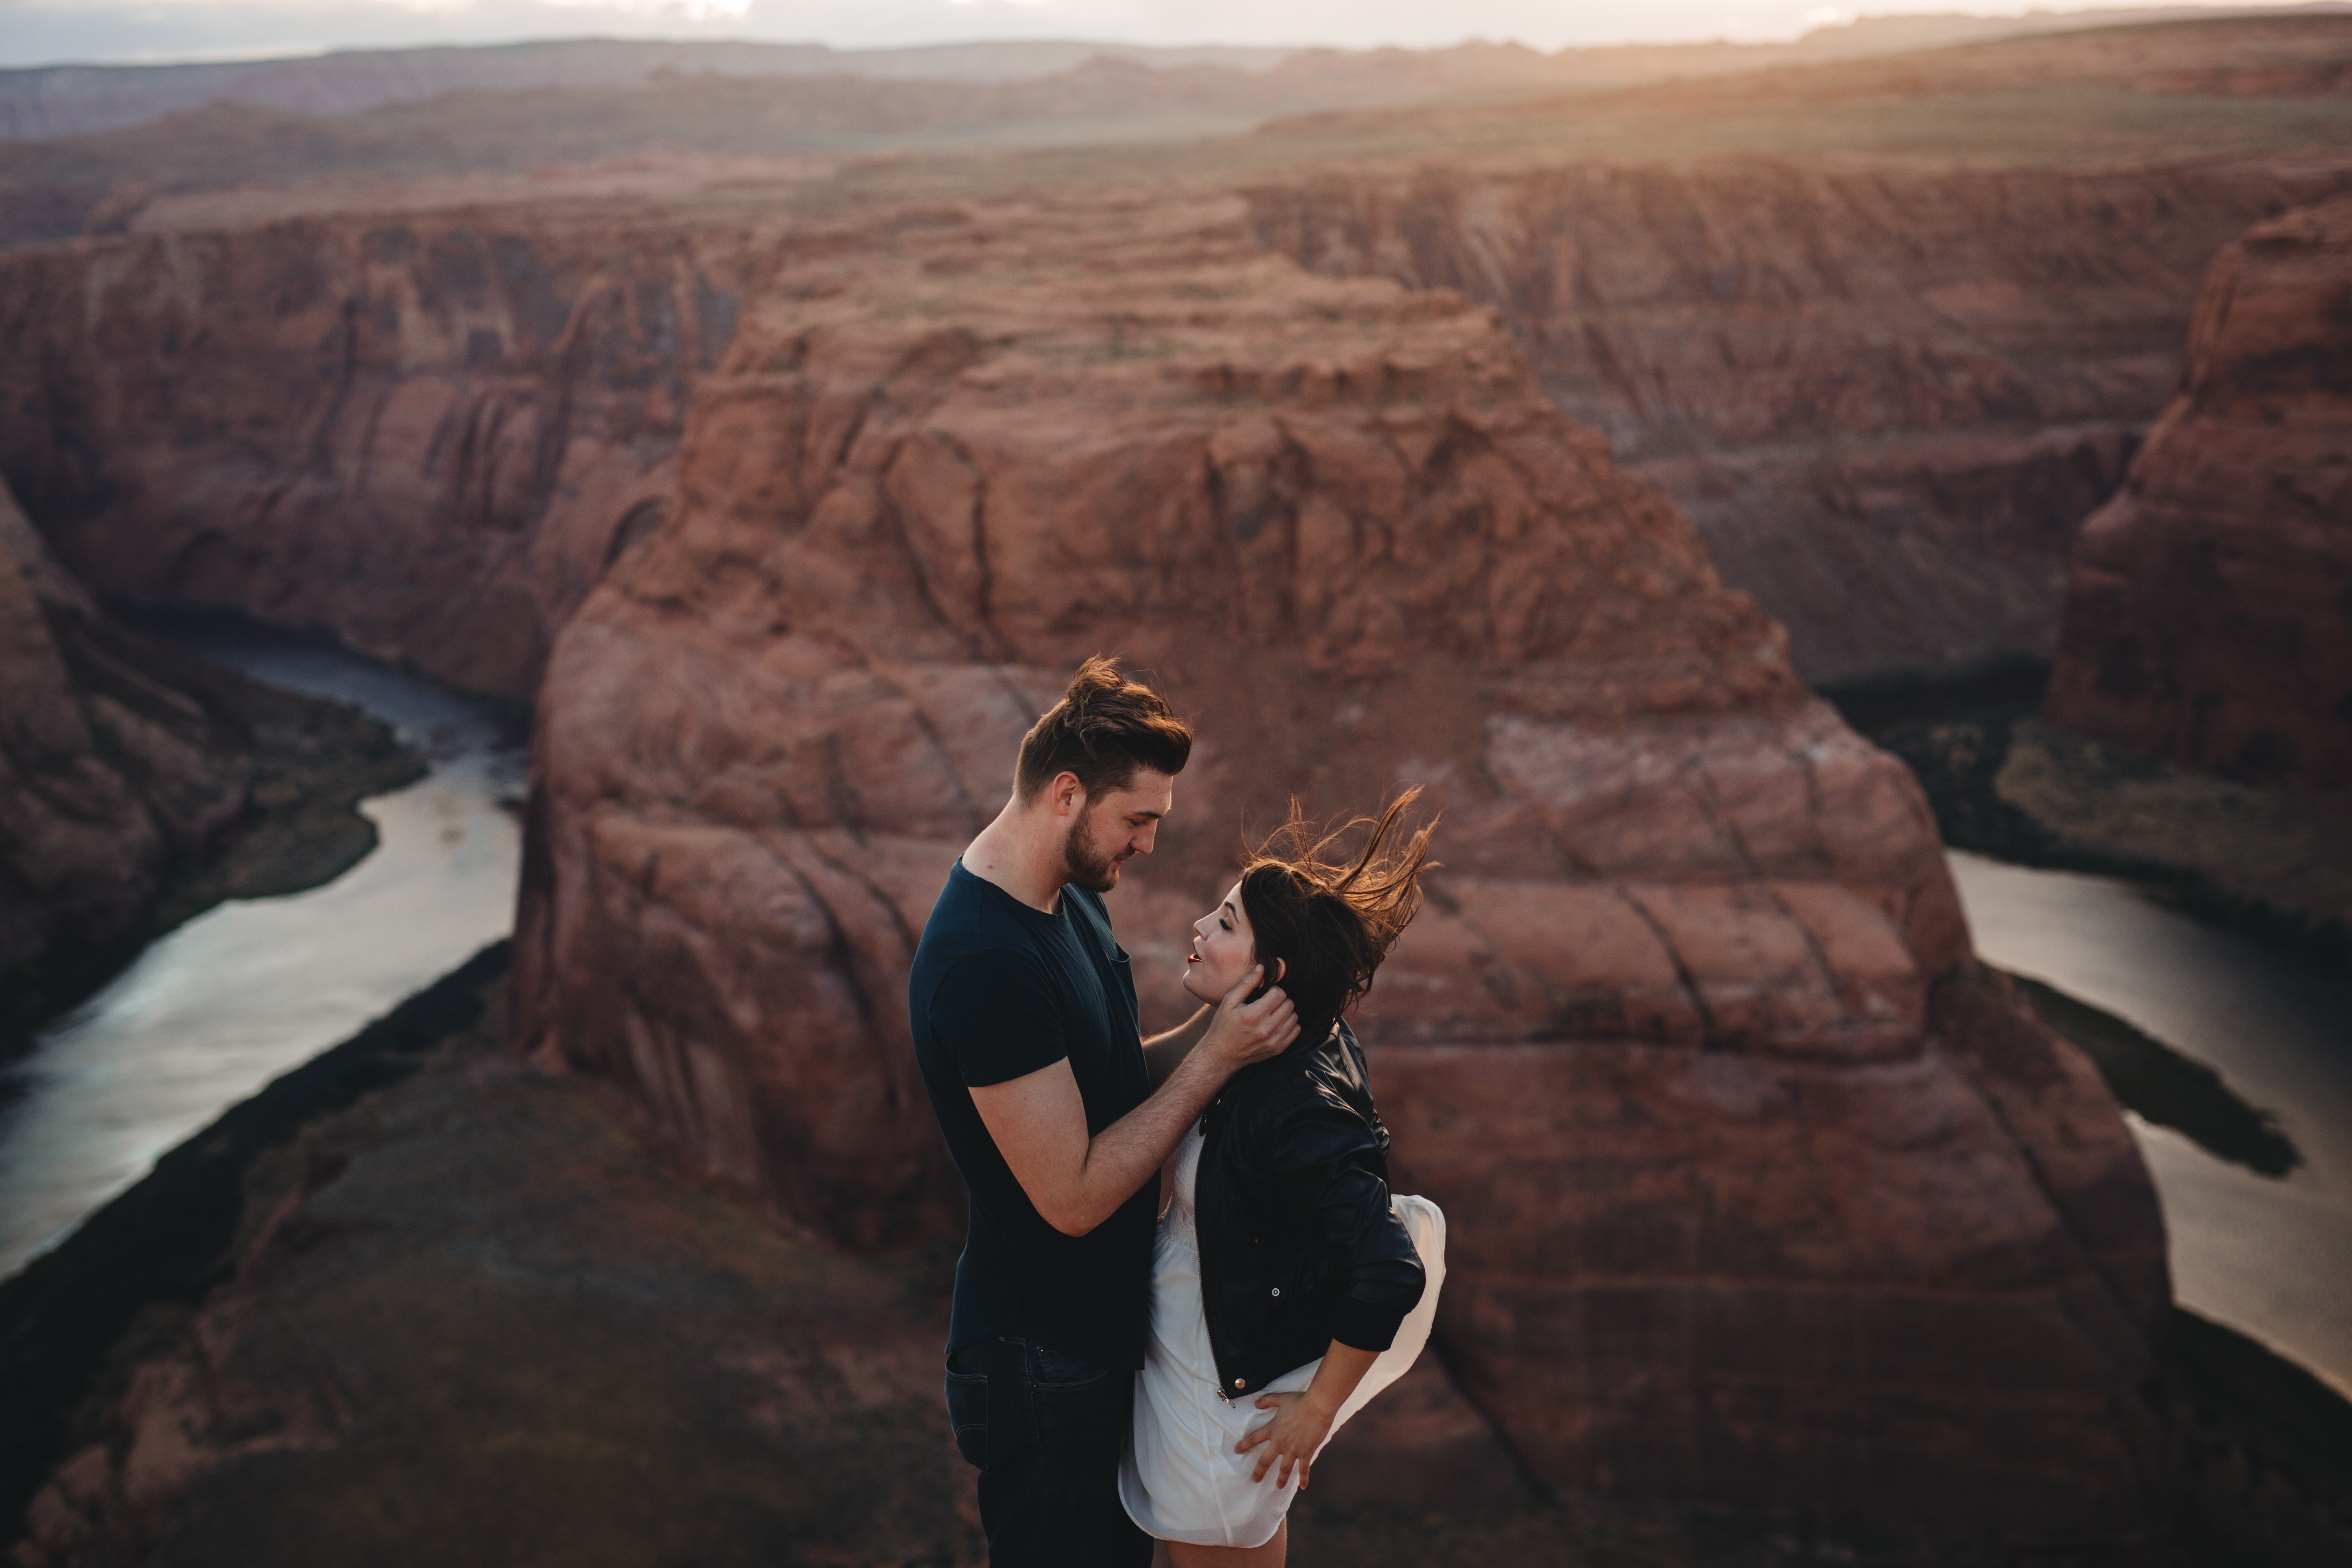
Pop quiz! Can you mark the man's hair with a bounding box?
[1014,657,1193,806]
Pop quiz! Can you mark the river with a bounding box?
[0,625,525,1279]
[2,649,2344,1407]
[1949,850,2352,1398]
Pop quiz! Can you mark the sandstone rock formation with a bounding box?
[9,25,2350,703]
[514,189,2167,1539]
[0,212,770,700]
[4,950,984,1568]
[1249,159,2352,686]
[2044,194,2352,790]
[0,474,248,1017]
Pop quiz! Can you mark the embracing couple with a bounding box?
[910,658,1447,1566]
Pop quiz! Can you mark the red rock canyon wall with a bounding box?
[1248,159,2352,686]
[10,159,2345,711]
[0,473,247,989]
[2045,194,2352,789]
[514,191,2167,1539]
[0,212,771,700]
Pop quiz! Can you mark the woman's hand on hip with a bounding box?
[1236,1390,1336,1489]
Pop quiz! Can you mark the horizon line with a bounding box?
[3,1,2336,76]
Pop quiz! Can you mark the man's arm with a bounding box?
[971,967,1296,1237]
[1141,1004,1214,1089]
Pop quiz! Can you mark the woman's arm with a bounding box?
[1229,1102,1426,1490]
[1234,1340,1381,1490]
[1268,1107,1425,1352]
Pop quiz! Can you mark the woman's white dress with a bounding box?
[1118,1120,1446,1548]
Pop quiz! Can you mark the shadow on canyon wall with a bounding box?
[2,10,2350,1564]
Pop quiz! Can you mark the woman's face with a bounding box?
[1185,880,1259,1003]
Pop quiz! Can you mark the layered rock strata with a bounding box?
[517,190,2167,1537]
[0,474,248,1019]
[2045,194,2352,789]
[1248,159,2352,685]
[0,211,770,700]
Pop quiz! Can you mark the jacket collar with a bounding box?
[1227,1020,1347,1094]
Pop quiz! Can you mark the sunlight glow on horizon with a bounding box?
[0,0,2316,70]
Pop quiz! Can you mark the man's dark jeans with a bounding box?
[944,1336,1154,1567]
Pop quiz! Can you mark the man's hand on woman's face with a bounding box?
[1200,965,1298,1067]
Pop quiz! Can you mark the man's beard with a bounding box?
[1059,808,1123,893]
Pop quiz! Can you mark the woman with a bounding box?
[1120,792,1446,1565]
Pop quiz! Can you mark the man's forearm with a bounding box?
[1141,1003,1213,1089]
[977,969,1294,1238]
[1066,1031,1240,1232]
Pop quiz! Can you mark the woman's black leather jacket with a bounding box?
[1194,1020,1425,1401]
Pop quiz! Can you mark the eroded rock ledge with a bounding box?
[0,211,774,700]
[1248,159,2352,687]
[2046,193,2352,791]
[0,474,248,1022]
[0,474,423,1044]
[516,189,2167,1539]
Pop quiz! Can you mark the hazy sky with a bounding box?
[0,0,2290,68]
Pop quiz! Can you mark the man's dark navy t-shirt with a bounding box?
[910,861,1157,1372]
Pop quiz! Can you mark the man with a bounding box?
[910,657,1298,1566]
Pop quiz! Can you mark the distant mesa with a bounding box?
[0,38,1291,143]
[0,6,2325,142]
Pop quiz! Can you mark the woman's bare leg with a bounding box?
[1166,1519,1286,1568]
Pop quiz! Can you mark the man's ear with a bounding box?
[1049,771,1085,816]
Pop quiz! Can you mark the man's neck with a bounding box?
[962,805,1065,914]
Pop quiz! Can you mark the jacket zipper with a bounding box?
[1196,1094,1245,1401]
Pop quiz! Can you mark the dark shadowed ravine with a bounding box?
[0,625,525,1279]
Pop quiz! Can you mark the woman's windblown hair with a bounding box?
[1238,789,1439,1046]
